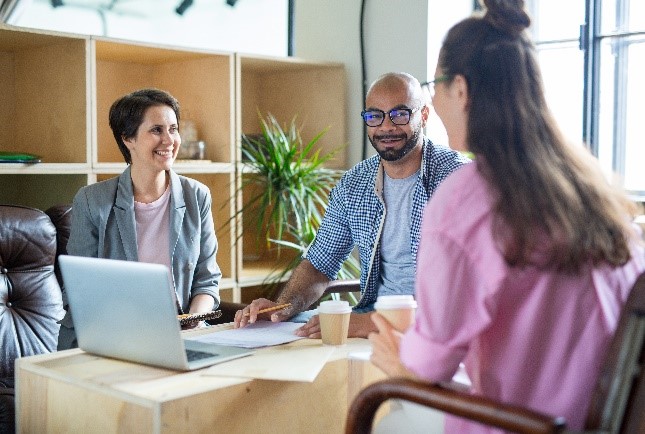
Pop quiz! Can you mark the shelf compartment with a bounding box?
[93,38,234,165]
[237,54,347,170]
[0,25,90,165]
[0,173,89,210]
[237,172,299,285]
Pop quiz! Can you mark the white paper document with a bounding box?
[348,350,372,361]
[203,343,335,382]
[186,321,305,348]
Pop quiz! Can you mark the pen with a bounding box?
[244,303,292,317]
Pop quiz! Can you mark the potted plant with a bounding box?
[234,112,359,301]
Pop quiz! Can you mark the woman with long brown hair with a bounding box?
[369,1,644,432]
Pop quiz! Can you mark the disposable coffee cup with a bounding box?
[374,295,417,332]
[318,300,352,345]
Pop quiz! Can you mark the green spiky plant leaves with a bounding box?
[236,112,359,301]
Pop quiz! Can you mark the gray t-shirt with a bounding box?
[376,169,419,297]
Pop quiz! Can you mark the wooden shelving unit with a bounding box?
[0,24,346,301]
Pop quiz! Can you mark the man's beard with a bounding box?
[369,127,420,161]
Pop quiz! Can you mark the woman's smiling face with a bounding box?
[124,104,181,174]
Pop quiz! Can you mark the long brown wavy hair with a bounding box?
[438,0,637,272]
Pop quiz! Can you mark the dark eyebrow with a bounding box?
[364,104,411,112]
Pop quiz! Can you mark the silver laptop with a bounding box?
[58,255,254,371]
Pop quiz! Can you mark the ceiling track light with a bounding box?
[175,0,193,15]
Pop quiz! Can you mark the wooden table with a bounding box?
[15,325,385,433]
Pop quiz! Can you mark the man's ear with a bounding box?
[420,104,430,128]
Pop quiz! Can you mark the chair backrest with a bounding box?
[345,378,565,434]
[0,204,65,378]
[323,279,360,296]
[584,271,645,433]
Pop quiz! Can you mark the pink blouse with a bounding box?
[400,162,645,432]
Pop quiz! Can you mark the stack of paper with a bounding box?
[185,321,305,348]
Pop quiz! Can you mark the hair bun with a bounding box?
[481,0,531,36]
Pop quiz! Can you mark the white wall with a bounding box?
[294,0,428,166]
[11,0,288,55]
[294,0,472,166]
[426,1,473,151]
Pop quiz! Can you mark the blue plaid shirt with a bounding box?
[305,138,470,309]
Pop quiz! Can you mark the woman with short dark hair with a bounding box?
[59,88,220,349]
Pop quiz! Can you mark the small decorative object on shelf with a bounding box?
[178,140,207,160]
[0,151,41,164]
[177,115,207,160]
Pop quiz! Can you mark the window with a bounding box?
[528,0,645,200]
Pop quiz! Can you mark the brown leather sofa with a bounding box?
[0,204,66,433]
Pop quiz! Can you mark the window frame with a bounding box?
[531,0,645,200]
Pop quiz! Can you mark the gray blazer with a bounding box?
[59,167,221,349]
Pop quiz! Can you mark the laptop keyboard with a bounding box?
[185,349,218,362]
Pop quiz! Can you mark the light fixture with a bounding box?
[176,0,239,16]
[175,0,193,15]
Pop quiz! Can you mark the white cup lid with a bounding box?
[374,295,417,310]
[318,300,352,314]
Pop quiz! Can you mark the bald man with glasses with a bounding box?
[235,72,470,338]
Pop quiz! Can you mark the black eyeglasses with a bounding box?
[422,75,452,98]
[361,106,422,127]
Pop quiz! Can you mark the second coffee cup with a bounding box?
[318,300,352,345]
[374,295,417,332]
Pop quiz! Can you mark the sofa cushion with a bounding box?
[44,204,72,287]
[0,205,64,378]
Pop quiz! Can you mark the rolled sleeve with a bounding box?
[400,206,498,381]
[401,326,467,381]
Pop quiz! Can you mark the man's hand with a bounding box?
[295,312,378,339]
[233,260,331,329]
[233,298,295,328]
